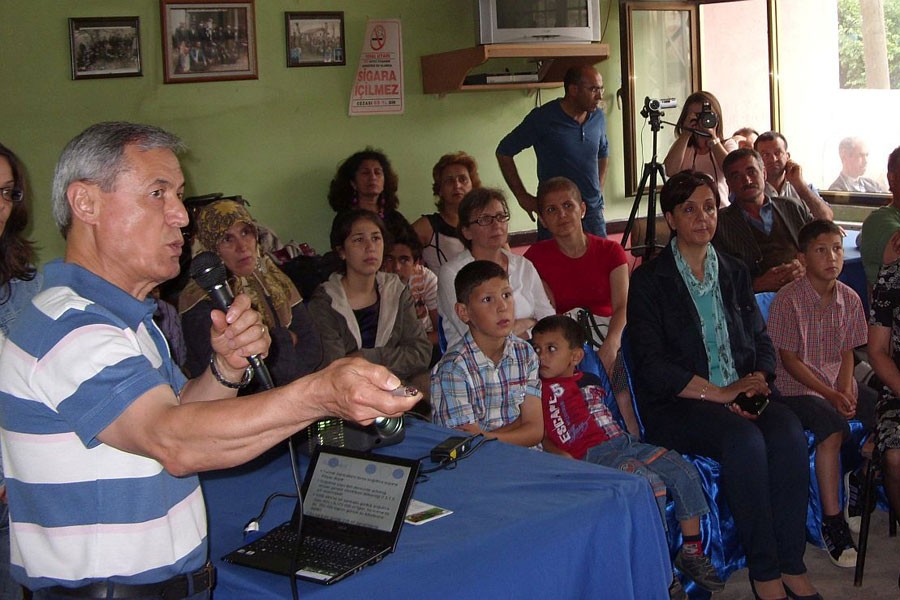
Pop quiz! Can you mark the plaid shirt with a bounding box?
[768,276,866,398]
[431,331,541,432]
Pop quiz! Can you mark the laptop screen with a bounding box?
[304,448,416,532]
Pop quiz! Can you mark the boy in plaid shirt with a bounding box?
[768,219,876,568]
[430,260,543,447]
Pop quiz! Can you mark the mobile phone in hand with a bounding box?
[734,393,769,416]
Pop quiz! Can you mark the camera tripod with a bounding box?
[621,104,668,260]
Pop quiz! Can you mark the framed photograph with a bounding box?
[285,12,346,68]
[160,0,257,84]
[69,17,142,80]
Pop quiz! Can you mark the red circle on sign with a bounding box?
[370,25,386,50]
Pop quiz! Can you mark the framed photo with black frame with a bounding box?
[285,12,346,68]
[160,0,257,84]
[68,16,142,80]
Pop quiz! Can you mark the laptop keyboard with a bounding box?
[239,525,373,577]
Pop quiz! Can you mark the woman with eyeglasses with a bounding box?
[411,151,482,273]
[179,200,323,392]
[437,188,554,350]
[0,144,41,340]
[0,143,41,600]
[307,209,432,407]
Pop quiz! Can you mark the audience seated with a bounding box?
[383,225,441,366]
[307,209,431,411]
[627,170,820,600]
[754,131,833,220]
[412,152,480,273]
[713,148,813,292]
[829,137,885,193]
[663,91,737,204]
[328,147,411,239]
[179,199,323,392]
[431,260,543,447]
[437,188,554,350]
[767,220,875,567]
[532,316,724,599]
[859,145,900,286]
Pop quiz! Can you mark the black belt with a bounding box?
[46,562,216,600]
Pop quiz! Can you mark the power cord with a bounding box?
[242,492,297,534]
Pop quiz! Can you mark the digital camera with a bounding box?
[698,102,718,129]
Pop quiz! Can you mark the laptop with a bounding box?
[223,445,419,585]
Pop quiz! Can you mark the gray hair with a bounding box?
[838,136,862,157]
[52,122,185,237]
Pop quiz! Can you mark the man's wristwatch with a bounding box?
[209,355,253,389]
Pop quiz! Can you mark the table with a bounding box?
[202,421,671,600]
[840,229,867,313]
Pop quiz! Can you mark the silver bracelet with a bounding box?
[209,355,253,389]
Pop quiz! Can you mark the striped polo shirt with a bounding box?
[0,260,206,590]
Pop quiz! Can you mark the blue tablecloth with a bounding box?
[202,420,671,599]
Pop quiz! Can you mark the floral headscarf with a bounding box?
[178,200,300,330]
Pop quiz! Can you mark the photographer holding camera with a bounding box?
[664,91,736,205]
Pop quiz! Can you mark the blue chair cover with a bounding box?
[754,291,777,321]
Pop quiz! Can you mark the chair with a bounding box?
[854,448,898,586]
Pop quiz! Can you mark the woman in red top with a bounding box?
[524,176,628,377]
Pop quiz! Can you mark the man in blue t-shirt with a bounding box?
[496,64,609,238]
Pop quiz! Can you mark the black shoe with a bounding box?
[749,578,787,600]
[783,581,823,600]
[820,516,858,568]
[674,548,725,592]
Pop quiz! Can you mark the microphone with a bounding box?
[189,251,274,390]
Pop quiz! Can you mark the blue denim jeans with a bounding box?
[584,433,709,527]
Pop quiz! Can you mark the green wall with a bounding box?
[1,1,624,266]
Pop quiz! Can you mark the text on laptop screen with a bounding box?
[304,451,413,532]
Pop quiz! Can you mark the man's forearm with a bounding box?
[796,184,833,220]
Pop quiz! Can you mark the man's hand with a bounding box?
[783,160,807,188]
[754,260,805,292]
[303,357,422,426]
[516,193,539,222]
[209,293,270,375]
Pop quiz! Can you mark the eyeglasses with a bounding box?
[0,187,24,203]
[469,212,510,227]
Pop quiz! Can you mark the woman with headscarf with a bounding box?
[179,200,322,392]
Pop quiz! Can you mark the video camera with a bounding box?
[645,97,677,112]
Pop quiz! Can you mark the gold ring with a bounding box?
[261,325,266,335]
